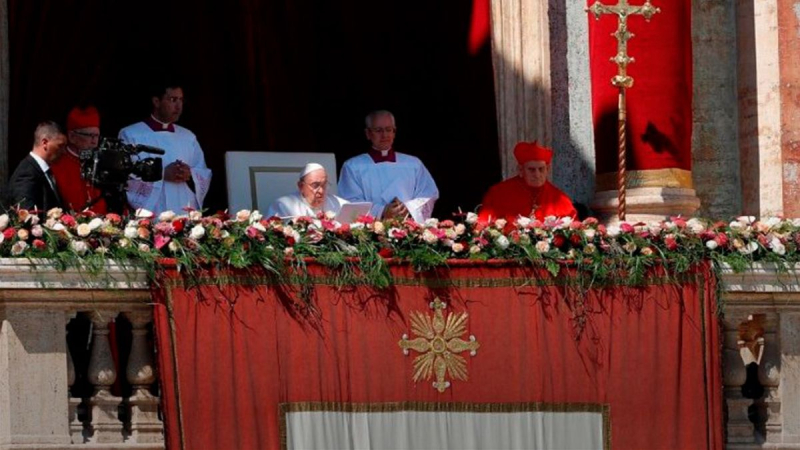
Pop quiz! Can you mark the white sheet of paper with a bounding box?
[335,202,372,223]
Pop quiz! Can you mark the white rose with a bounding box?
[584,229,596,240]
[535,240,550,253]
[515,216,532,228]
[494,219,507,230]
[190,225,206,240]
[469,245,481,254]
[76,223,92,237]
[11,241,28,256]
[452,242,465,253]
[0,214,9,231]
[159,210,176,222]
[641,247,654,256]
[424,218,439,228]
[583,243,596,254]
[421,229,438,244]
[249,211,263,223]
[17,229,29,241]
[235,209,251,222]
[687,218,706,234]
[70,240,88,255]
[792,218,800,227]
[495,235,510,250]
[118,238,130,248]
[705,240,719,250]
[135,208,154,218]
[221,230,230,239]
[350,222,365,230]
[46,208,63,219]
[124,226,138,239]
[31,225,44,238]
[324,210,336,220]
[138,243,151,252]
[252,222,266,232]
[168,240,180,252]
[765,217,782,228]
[454,224,466,236]
[623,242,637,253]
[284,247,294,256]
[465,212,478,224]
[95,246,108,255]
[373,221,386,235]
[648,222,663,236]
[188,210,203,221]
[607,225,621,238]
[738,241,759,255]
[0,233,4,244]
[729,221,745,230]
[770,237,786,255]
[88,218,104,230]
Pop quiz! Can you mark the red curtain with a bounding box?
[587,0,693,174]
[153,263,722,450]
[7,0,499,216]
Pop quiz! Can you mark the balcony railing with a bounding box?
[0,259,798,449]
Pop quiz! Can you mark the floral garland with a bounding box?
[1,207,798,292]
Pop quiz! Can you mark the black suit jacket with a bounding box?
[6,154,63,212]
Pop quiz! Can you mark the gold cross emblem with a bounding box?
[398,298,480,392]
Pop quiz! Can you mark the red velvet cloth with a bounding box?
[153,263,722,450]
[587,0,693,174]
[49,150,107,214]
[478,178,577,223]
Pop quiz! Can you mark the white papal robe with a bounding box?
[337,152,438,222]
[119,122,212,215]
[266,193,348,219]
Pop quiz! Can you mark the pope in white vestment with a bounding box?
[338,110,439,222]
[266,163,348,218]
[120,118,211,215]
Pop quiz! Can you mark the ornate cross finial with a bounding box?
[586,0,660,221]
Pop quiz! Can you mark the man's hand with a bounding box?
[163,160,192,182]
[382,198,409,219]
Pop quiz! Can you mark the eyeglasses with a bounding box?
[369,127,396,134]
[303,181,329,191]
[72,131,100,139]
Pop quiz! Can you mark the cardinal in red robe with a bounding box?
[50,106,107,214]
[479,141,576,224]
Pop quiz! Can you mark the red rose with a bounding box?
[33,239,46,250]
[715,233,729,247]
[172,219,185,233]
[620,223,635,233]
[3,228,15,240]
[139,219,151,227]
[569,234,582,246]
[440,220,455,228]
[378,248,394,258]
[665,236,678,251]
[61,214,77,228]
[552,235,566,249]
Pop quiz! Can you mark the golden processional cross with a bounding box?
[587,0,660,221]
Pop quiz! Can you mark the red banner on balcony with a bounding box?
[153,262,722,450]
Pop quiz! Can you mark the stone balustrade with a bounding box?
[721,263,800,449]
[0,259,162,450]
[1,258,799,449]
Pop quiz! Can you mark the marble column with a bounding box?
[490,0,552,179]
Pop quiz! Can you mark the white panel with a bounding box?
[224,152,337,213]
[285,410,605,450]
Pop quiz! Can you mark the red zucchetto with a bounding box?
[66,106,100,131]
[513,141,553,165]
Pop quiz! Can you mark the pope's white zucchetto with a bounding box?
[299,163,325,179]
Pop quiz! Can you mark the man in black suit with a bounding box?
[6,121,68,212]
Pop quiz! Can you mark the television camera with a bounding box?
[79,137,165,213]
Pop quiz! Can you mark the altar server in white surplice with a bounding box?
[266,163,348,218]
[119,80,211,215]
[338,110,439,222]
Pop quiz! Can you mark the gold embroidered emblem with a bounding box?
[398,298,480,392]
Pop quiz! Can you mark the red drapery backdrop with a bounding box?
[587,0,693,177]
[7,0,499,216]
[153,262,722,450]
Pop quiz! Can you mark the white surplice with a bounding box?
[266,192,348,219]
[118,122,212,214]
[337,152,438,222]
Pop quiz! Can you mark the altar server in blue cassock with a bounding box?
[337,110,439,222]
